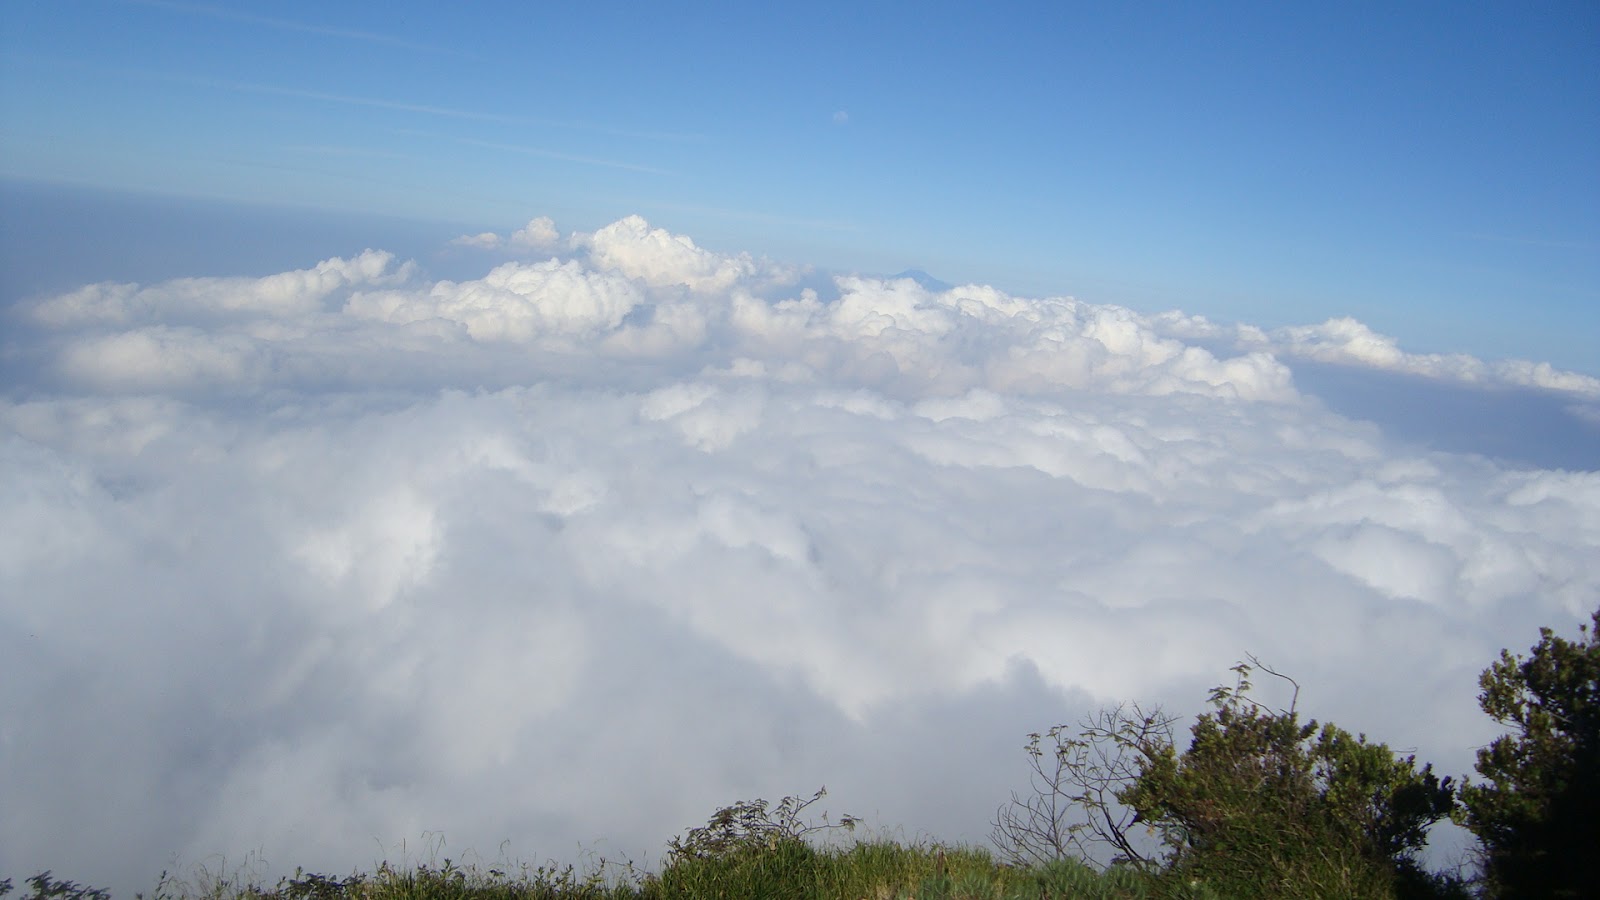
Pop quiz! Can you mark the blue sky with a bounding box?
[2,0,1597,371]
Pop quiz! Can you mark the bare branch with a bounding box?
[992,703,1177,872]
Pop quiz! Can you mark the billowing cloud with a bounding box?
[1153,312,1600,398]
[28,250,411,327]
[449,217,563,254]
[347,258,644,341]
[579,214,802,294]
[2,216,1596,895]
[509,216,561,252]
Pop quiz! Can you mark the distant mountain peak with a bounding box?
[887,269,953,292]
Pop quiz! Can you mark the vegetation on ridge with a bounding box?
[6,604,1596,899]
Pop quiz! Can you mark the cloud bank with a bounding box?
[1151,311,1600,398]
[3,216,1597,894]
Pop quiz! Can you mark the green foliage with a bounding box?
[821,842,999,900]
[655,838,821,900]
[271,872,366,900]
[663,786,857,862]
[655,788,1204,899]
[2,874,110,900]
[1117,660,1457,899]
[1460,603,1600,899]
[361,858,642,900]
[656,787,851,899]
[656,835,1213,900]
[1006,858,1218,900]
[121,857,642,900]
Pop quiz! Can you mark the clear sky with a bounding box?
[3,0,1596,372]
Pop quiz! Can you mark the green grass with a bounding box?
[5,842,1223,900]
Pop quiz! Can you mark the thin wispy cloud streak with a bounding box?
[282,144,415,161]
[204,76,707,144]
[122,0,447,54]
[214,79,530,124]
[650,201,859,233]
[208,156,446,195]
[2,214,1595,897]
[1458,232,1598,251]
[2,55,705,146]
[0,56,519,124]
[419,133,673,176]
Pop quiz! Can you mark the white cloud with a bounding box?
[57,327,269,390]
[1489,358,1600,396]
[509,216,561,252]
[2,216,1596,895]
[580,214,801,293]
[29,251,411,326]
[449,217,563,254]
[346,259,644,341]
[1172,314,1600,399]
[449,231,504,249]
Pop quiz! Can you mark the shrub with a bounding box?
[1460,603,1600,899]
[656,787,858,899]
[2,874,110,900]
[1118,661,1457,899]
[1003,659,1460,900]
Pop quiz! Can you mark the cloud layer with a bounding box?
[3,217,1597,893]
[1151,311,1600,398]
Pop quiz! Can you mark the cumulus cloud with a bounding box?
[449,217,563,254]
[447,215,798,297]
[579,214,803,294]
[28,250,411,327]
[1152,312,1600,399]
[3,215,1596,895]
[509,216,561,252]
[448,231,504,249]
[347,259,644,341]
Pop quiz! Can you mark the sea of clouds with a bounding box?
[3,215,1597,892]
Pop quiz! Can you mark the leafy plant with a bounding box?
[664,786,858,861]
[1460,602,1599,899]
[654,787,861,899]
[1118,660,1458,899]
[274,871,366,900]
[5,874,110,900]
[1002,659,1462,899]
